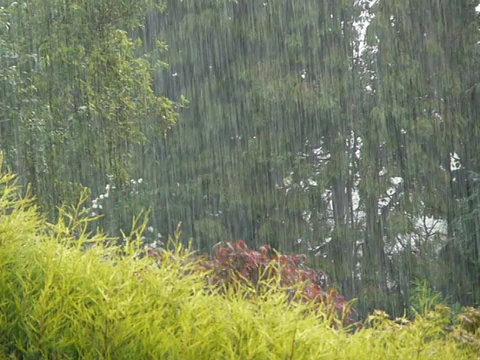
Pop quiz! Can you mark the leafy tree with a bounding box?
[0,0,178,227]
[141,0,368,304]
[362,0,480,310]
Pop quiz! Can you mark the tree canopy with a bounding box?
[1,0,480,315]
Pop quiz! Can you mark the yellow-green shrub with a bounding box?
[0,169,477,359]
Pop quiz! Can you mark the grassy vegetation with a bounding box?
[0,168,479,359]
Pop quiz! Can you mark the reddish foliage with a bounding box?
[147,240,359,327]
[202,241,358,327]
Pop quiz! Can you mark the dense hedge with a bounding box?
[0,169,478,359]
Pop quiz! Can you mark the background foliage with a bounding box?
[1,0,480,315]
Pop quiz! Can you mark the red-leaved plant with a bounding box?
[148,240,358,328]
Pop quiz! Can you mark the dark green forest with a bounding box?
[1,0,480,316]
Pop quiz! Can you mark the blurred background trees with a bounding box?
[1,0,479,316]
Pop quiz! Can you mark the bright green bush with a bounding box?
[0,168,477,359]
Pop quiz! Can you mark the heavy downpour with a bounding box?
[1,0,480,358]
